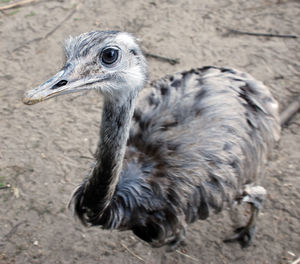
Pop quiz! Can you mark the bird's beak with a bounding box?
[22,65,87,105]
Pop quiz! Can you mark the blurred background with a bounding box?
[0,0,299,263]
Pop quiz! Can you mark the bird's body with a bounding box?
[23,31,280,249]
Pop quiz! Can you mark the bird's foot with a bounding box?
[166,238,187,252]
[224,225,256,248]
[166,228,187,252]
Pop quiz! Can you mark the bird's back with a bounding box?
[129,66,279,209]
[111,66,280,243]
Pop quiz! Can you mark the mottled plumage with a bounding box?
[23,31,280,249]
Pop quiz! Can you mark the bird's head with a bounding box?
[23,31,147,105]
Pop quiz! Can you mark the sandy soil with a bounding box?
[0,0,300,263]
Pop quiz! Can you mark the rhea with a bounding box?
[23,31,280,249]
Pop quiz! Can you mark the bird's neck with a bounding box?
[88,92,137,211]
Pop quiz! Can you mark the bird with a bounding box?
[23,30,280,250]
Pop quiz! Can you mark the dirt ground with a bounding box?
[0,0,299,263]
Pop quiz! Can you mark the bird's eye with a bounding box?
[101,48,119,65]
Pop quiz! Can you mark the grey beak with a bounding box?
[22,68,72,105]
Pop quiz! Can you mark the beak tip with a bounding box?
[22,93,42,105]
[22,97,32,105]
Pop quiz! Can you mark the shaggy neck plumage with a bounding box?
[87,91,137,212]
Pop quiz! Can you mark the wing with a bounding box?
[129,66,279,208]
[111,66,279,236]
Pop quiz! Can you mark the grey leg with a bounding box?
[224,185,266,248]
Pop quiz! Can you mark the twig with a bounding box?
[144,52,180,65]
[79,155,94,160]
[0,184,11,190]
[227,29,298,39]
[0,0,38,11]
[289,121,300,127]
[176,249,200,262]
[43,8,76,39]
[280,95,300,126]
[12,7,77,52]
[292,257,300,264]
[0,221,26,247]
[244,0,294,11]
[120,242,145,262]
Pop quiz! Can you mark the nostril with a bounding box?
[51,80,68,90]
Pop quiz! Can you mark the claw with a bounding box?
[224,225,256,248]
[167,239,187,252]
[166,228,187,252]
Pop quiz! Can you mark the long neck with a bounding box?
[88,92,137,211]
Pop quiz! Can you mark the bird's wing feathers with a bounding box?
[114,66,279,228]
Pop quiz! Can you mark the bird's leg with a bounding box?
[166,224,187,252]
[224,204,258,247]
[224,185,266,248]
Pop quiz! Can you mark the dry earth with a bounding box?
[0,0,300,263]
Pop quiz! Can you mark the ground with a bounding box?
[0,0,300,263]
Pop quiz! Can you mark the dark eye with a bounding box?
[101,48,119,65]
